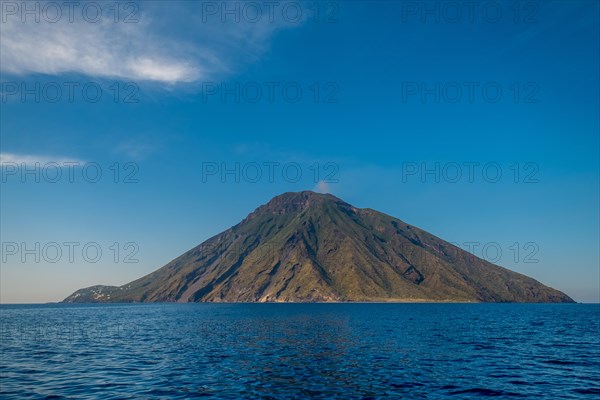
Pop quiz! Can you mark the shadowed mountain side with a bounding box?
[64,192,574,303]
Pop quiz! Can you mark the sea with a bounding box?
[1,303,599,399]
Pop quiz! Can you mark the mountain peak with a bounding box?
[272,190,342,202]
[256,191,349,215]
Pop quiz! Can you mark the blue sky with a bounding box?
[1,1,598,303]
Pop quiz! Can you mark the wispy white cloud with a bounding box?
[0,14,201,83]
[0,1,304,85]
[113,140,157,161]
[313,180,332,194]
[0,153,85,166]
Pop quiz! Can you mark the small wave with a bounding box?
[573,388,600,395]
[448,388,525,397]
[543,360,577,365]
[390,382,424,389]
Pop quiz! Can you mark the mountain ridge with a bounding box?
[63,191,574,303]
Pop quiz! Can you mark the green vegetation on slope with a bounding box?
[64,192,574,303]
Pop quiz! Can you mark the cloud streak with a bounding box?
[0,1,304,85]
[0,153,85,166]
[1,12,202,83]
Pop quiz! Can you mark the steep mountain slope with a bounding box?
[64,191,573,303]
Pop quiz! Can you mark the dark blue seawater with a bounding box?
[1,303,599,399]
